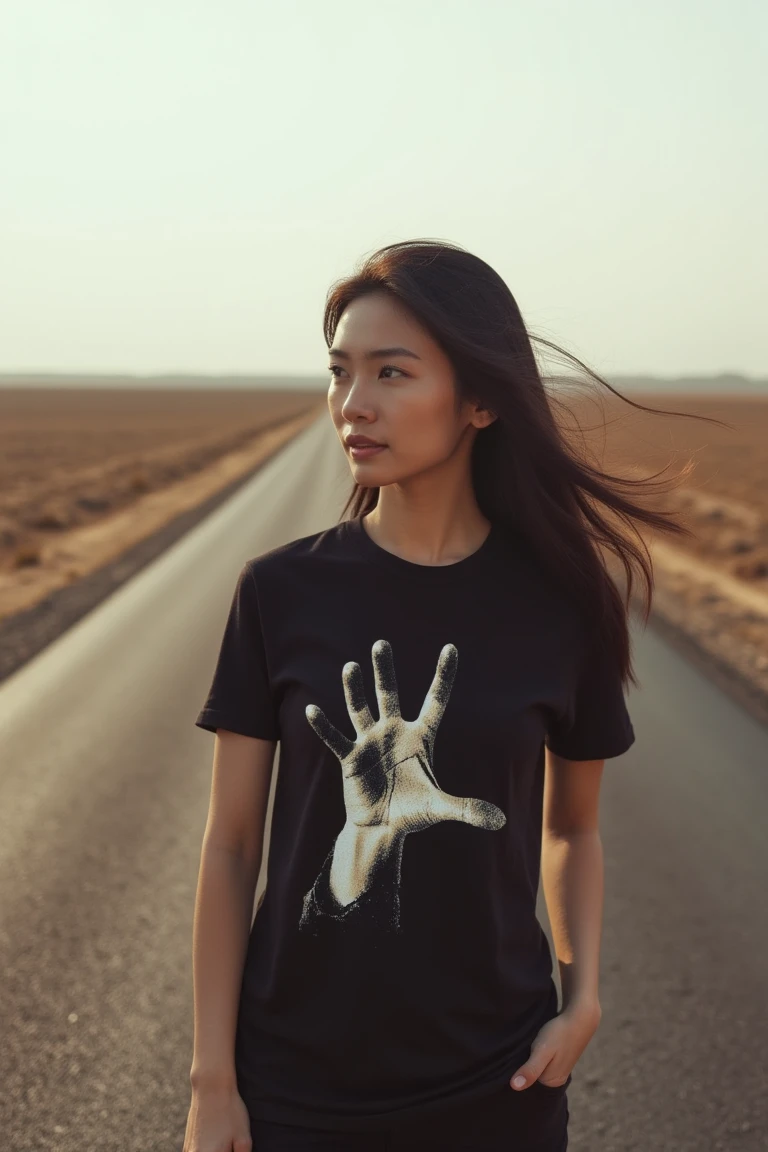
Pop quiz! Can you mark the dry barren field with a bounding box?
[568,389,768,716]
[0,387,324,659]
[594,392,768,580]
[1,385,766,722]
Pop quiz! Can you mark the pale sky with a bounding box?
[1,0,766,378]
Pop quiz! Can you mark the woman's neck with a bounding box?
[362,495,492,568]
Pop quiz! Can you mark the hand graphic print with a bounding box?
[299,639,506,931]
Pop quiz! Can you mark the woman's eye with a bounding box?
[327,365,404,379]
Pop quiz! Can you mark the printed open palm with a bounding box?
[298,639,506,934]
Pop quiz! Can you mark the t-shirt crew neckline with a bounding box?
[345,514,502,579]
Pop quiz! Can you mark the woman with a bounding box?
[184,239,720,1152]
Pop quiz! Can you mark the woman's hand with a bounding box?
[182,1083,252,1152]
[509,1000,601,1091]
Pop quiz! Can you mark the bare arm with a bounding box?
[507,749,606,1091]
[540,747,605,1020]
[189,729,276,1092]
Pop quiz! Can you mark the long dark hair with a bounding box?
[323,238,732,690]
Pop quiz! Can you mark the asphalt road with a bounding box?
[1,412,766,1151]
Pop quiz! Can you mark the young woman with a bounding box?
[183,239,720,1152]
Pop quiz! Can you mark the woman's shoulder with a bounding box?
[494,522,587,626]
[494,522,562,589]
[245,521,350,580]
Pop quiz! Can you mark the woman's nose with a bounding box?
[340,381,375,421]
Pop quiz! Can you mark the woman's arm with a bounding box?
[189,729,277,1093]
[540,747,605,1017]
[508,748,606,1090]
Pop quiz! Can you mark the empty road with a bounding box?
[1,412,766,1151]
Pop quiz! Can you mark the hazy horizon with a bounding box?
[2,0,765,379]
[2,370,766,396]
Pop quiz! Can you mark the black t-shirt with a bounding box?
[194,515,635,1131]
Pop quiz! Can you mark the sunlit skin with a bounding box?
[326,291,497,564]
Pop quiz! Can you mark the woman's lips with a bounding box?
[349,443,387,459]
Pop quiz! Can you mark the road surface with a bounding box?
[0,412,766,1151]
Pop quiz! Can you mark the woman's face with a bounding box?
[327,291,491,486]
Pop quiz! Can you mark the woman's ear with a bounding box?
[473,405,497,429]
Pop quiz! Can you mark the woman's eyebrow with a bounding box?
[328,346,422,361]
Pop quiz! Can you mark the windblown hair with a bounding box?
[323,238,732,689]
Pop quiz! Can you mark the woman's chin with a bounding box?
[351,462,391,483]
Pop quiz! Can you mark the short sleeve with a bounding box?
[194,561,279,741]
[544,632,635,761]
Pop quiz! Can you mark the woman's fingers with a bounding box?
[305,704,354,762]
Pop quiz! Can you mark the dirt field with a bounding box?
[593,391,768,577]
[1,384,767,723]
[566,388,768,716]
[0,387,325,620]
